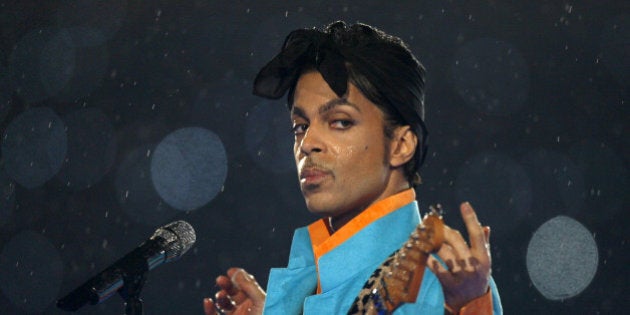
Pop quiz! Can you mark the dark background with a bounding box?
[0,1,627,314]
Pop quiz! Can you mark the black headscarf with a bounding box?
[253,21,429,178]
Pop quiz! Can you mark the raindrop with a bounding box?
[455,152,532,234]
[599,14,628,86]
[247,14,321,72]
[520,149,585,216]
[0,65,13,124]
[450,38,529,115]
[55,108,117,191]
[0,170,16,227]
[245,102,295,173]
[569,139,627,217]
[115,145,178,226]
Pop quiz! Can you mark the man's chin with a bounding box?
[303,195,336,217]
[300,182,323,194]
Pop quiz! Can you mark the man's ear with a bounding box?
[389,125,418,168]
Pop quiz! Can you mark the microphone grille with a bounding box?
[152,220,196,262]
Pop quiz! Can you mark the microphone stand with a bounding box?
[119,271,147,315]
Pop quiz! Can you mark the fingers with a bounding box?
[430,204,492,310]
[212,268,263,305]
[204,291,233,314]
[431,203,492,274]
[428,253,449,275]
[214,290,236,313]
[483,226,490,243]
[440,227,472,272]
[203,297,218,315]
[459,202,489,260]
[483,226,492,263]
[227,268,266,304]
[215,273,246,305]
[204,268,266,315]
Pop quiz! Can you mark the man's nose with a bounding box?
[298,125,324,155]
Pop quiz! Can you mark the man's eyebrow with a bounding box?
[291,98,361,119]
[290,106,306,119]
[318,98,361,115]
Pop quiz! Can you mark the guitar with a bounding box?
[348,205,445,315]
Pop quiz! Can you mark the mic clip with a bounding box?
[119,270,147,315]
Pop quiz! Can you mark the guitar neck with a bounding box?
[348,207,444,315]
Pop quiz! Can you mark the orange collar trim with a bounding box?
[307,188,416,262]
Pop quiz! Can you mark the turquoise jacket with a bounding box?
[263,200,502,314]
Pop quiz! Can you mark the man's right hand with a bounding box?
[203,268,266,315]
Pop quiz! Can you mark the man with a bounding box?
[204,21,502,314]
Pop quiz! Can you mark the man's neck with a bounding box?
[327,183,412,232]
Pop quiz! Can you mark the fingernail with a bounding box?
[462,202,472,213]
[231,269,248,289]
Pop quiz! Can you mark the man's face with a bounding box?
[291,71,396,225]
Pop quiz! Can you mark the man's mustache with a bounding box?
[298,159,334,178]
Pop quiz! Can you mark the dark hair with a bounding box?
[253,21,428,185]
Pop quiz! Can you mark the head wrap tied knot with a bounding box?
[253,26,349,99]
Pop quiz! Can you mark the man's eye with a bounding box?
[292,124,308,135]
[331,120,353,129]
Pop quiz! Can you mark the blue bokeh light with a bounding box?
[2,107,67,189]
[526,215,598,300]
[151,127,228,211]
[115,145,178,226]
[9,29,76,104]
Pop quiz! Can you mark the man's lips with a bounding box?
[299,167,332,186]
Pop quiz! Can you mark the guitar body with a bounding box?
[348,208,445,315]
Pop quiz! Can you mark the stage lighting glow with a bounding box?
[526,215,598,300]
[151,127,228,211]
[9,29,76,103]
[115,145,178,226]
[2,107,67,189]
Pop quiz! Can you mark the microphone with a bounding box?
[57,220,196,311]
